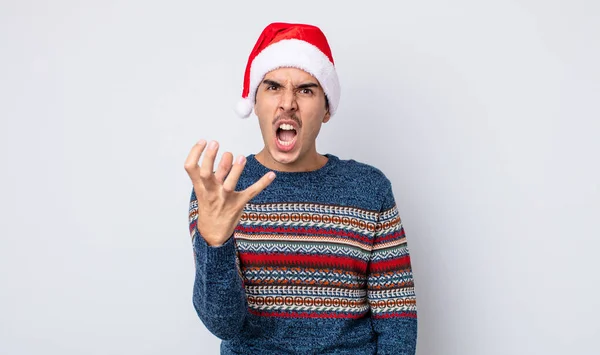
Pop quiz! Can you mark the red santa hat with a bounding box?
[235,22,341,118]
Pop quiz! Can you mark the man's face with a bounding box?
[254,67,331,166]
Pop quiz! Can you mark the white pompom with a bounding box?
[234,98,253,118]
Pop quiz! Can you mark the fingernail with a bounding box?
[237,155,245,164]
[268,172,276,179]
[197,139,206,145]
[208,141,217,150]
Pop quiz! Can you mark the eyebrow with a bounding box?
[262,79,282,88]
[262,79,320,90]
[297,83,319,90]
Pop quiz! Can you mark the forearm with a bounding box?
[370,183,418,354]
[370,261,418,354]
[192,228,247,340]
[369,243,418,354]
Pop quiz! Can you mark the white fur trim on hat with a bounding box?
[235,97,253,118]
[237,39,340,118]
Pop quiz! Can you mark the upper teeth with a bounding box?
[279,124,295,130]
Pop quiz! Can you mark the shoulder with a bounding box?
[330,155,393,208]
[333,154,391,188]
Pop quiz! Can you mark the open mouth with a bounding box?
[275,123,298,150]
[276,124,297,145]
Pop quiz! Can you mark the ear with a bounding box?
[323,110,331,123]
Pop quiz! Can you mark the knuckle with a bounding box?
[206,195,217,203]
[203,192,218,203]
[183,163,196,172]
[199,170,211,179]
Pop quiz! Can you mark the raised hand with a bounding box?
[184,139,276,246]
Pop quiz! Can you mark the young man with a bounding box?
[184,22,417,355]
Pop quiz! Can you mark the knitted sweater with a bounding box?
[188,153,417,355]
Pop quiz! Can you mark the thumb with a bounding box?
[242,172,276,202]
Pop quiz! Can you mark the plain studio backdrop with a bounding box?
[1,1,599,354]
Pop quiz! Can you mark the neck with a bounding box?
[255,148,328,173]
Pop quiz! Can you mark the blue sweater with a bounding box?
[188,153,417,354]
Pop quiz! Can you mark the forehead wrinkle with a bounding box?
[262,78,322,91]
[263,69,320,86]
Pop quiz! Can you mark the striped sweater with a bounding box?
[188,153,417,354]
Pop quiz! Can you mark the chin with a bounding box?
[269,148,300,165]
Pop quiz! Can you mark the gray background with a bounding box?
[1,0,599,354]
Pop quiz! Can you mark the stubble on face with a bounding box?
[253,68,330,172]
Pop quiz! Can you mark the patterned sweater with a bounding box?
[188,153,417,354]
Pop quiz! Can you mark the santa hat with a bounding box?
[235,22,341,118]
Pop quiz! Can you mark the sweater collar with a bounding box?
[245,153,339,178]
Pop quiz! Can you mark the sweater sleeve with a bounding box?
[367,182,418,354]
[188,187,248,340]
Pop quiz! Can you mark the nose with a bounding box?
[278,88,298,113]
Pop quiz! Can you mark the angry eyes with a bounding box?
[267,86,313,95]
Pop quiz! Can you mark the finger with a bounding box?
[214,152,234,183]
[183,139,208,182]
[199,140,219,189]
[222,155,248,192]
[241,171,276,202]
